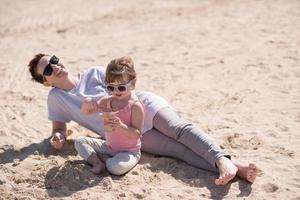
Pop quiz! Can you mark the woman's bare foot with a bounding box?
[87,153,106,174]
[235,163,257,183]
[215,156,238,185]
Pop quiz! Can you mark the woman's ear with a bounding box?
[43,81,52,87]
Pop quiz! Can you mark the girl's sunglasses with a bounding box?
[43,55,59,76]
[106,81,131,92]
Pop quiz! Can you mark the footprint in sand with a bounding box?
[227,133,263,150]
[248,135,263,150]
[275,123,289,132]
[273,146,294,158]
[132,188,148,199]
[227,133,242,149]
[263,183,279,193]
[101,177,114,189]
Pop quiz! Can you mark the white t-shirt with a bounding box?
[47,66,170,137]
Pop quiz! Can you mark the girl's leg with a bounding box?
[74,136,107,173]
[106,151,141,175]
[141,129,218,172]
[153,107,229,167]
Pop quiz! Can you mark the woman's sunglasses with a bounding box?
[106,81,131,92]
[43,55,59,76]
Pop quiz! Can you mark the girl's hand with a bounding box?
[96,96,114,111]
[50,132,66,150]
[103,111,126,132]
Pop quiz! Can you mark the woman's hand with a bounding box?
[50,132,66,150]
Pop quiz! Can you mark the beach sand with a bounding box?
[0,0,300,199]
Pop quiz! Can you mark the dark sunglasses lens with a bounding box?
[50,55,59,64]
[118,86,127,92]
[43,65,53,76]
[107,86,115,92]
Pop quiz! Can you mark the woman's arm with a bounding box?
[50,121,67,149]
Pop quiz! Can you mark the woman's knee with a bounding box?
[172,122,194,140]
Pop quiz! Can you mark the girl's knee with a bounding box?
[106,159,130,175]
[74,136,88,151]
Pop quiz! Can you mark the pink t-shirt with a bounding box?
[105,98,142,152]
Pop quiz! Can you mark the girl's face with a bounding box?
[106,80,133,100]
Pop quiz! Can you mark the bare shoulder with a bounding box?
[130,93,144,111]
[132,100,144,111]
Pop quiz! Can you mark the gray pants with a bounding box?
[141,107,229,173]
[75,107,229,173]
[74,136,140,175]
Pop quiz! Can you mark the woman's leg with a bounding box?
[151,107,257,184]
[141,129,258,184]
[141,129,218,172]
[153,107,229,167]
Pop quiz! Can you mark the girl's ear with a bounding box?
[130,78,137,89]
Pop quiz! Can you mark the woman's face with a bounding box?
[36,55,69,87]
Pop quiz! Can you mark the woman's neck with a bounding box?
[58,74,80,91]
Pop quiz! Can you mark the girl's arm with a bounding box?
[81,96,113,114]
[127,101,144,138]
[107,101,144,139]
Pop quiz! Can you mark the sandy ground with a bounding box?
[0,0,300,199]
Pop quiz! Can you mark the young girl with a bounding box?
[75,56,144,175]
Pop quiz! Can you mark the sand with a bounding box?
[0,0,300,199]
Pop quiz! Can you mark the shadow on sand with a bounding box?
[0,138,252,199]
[0,137,77,165]
[139,153,253,200]
[43,152,252,199]
[44,158,123,198]
[45,160,109,198]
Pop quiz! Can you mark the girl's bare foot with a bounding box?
[90,161,106,174]
[215,156,238,185]
[97,154,111,162]
[87,153,106,174]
